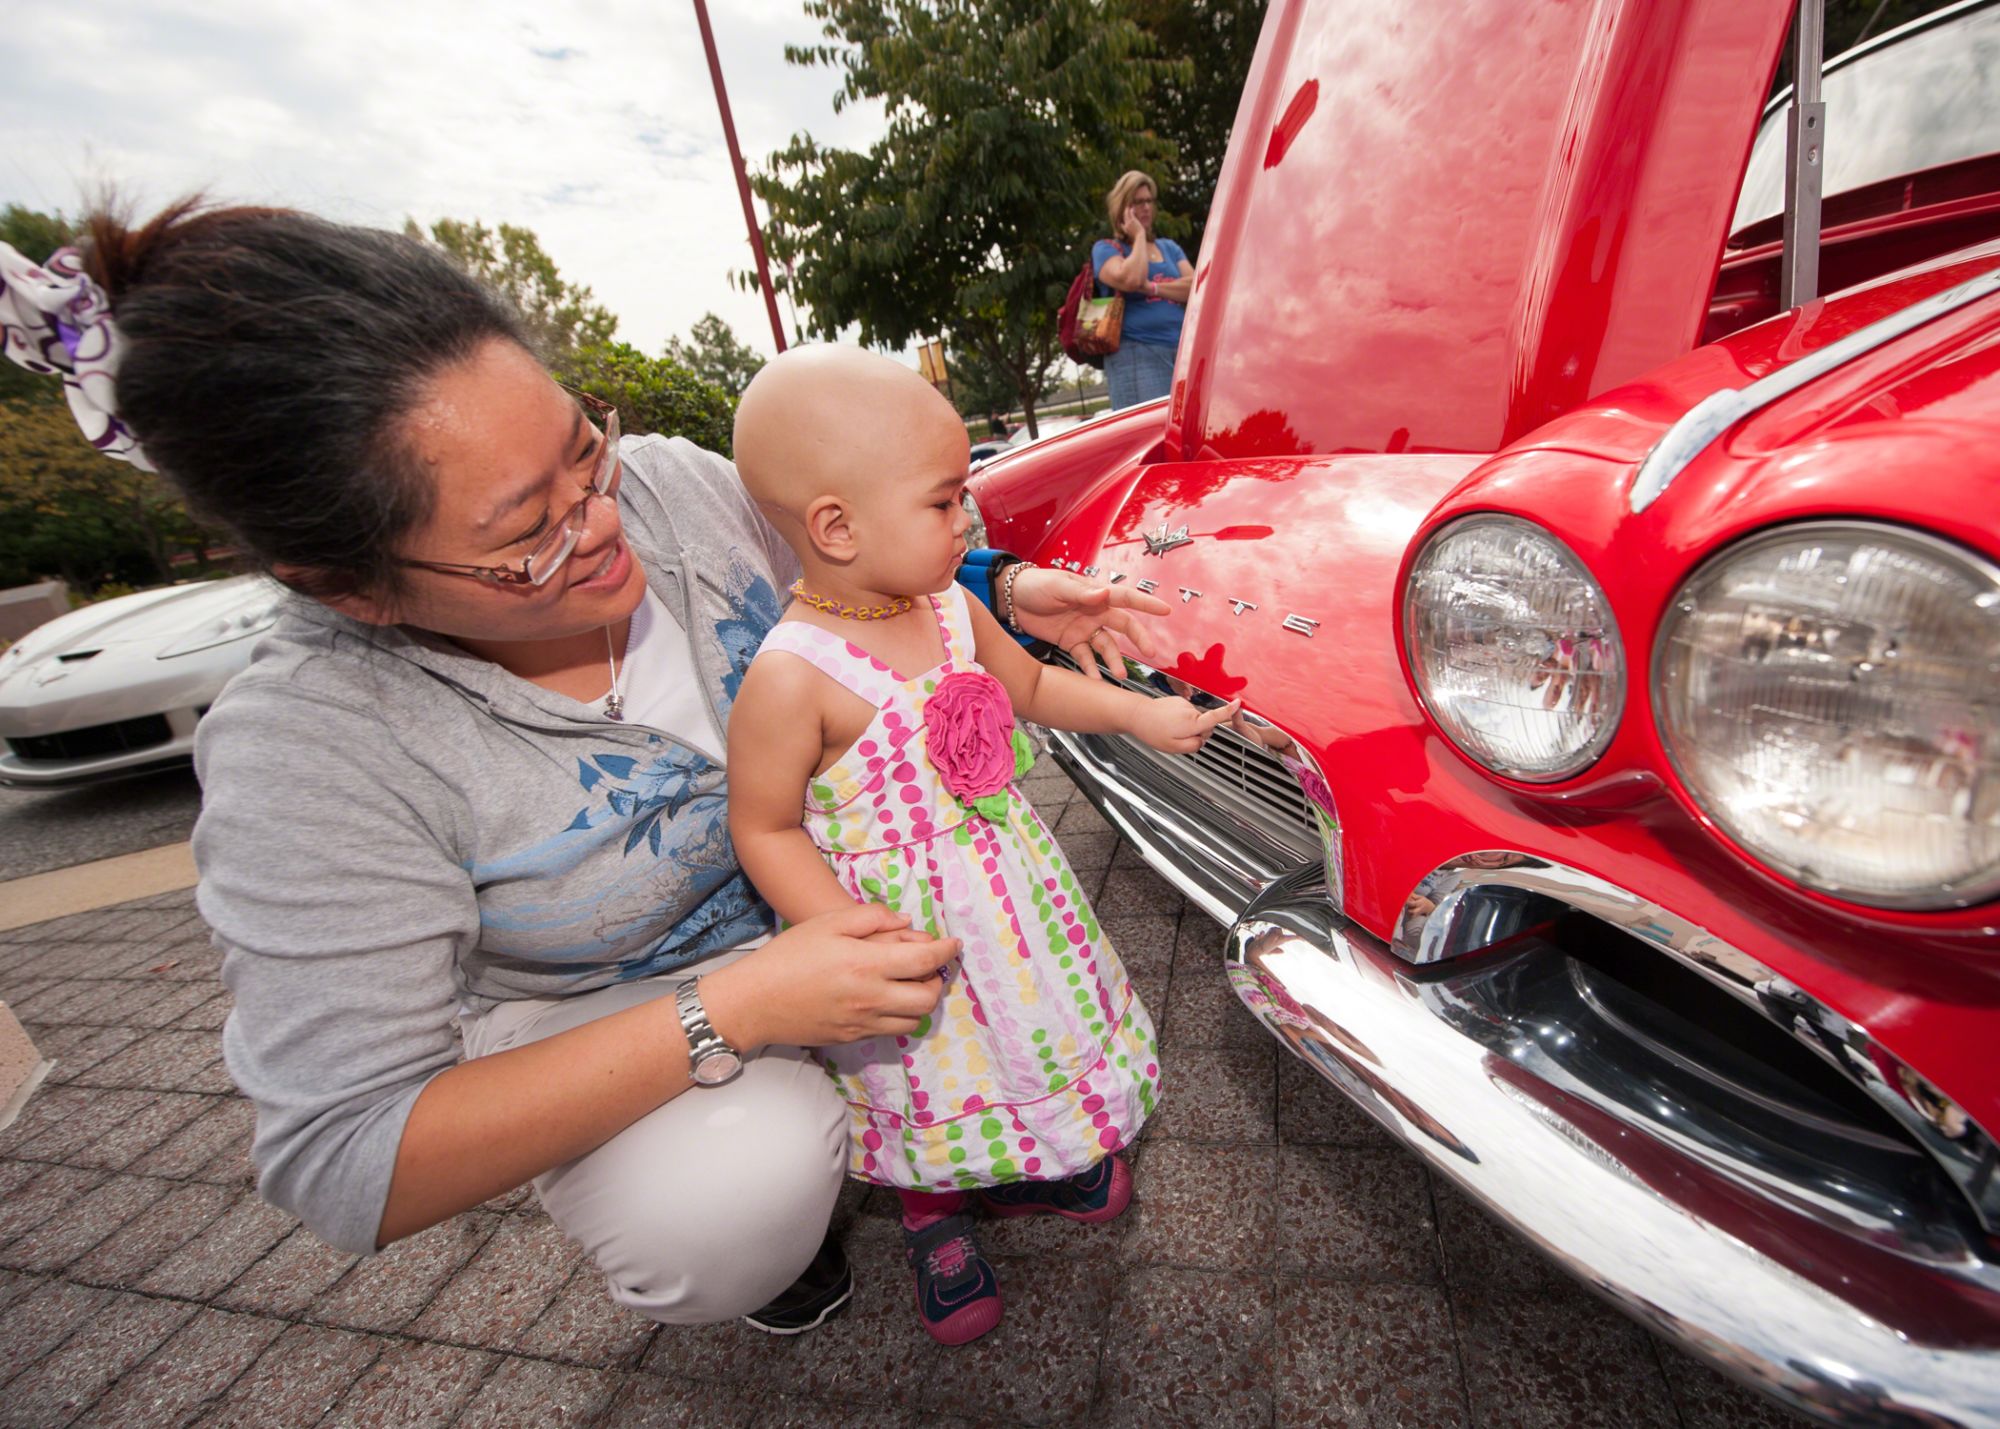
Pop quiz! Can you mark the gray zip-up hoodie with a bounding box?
[194,435,802,1255]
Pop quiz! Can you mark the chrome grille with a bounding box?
[1117,717,1322,861]
[1053,654,1323,861]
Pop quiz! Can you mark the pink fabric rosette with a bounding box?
[922,670,1027,820]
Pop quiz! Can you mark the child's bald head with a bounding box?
[734,344,962,523]
[733,345,974,595]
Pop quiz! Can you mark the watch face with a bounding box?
[694,1049,742,1086]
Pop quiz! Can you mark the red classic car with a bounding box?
[969,0,2000,1422]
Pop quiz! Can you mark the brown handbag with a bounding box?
[1057,244,1126,361]
[1076,287,1124,356]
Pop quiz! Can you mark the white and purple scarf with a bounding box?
[0,243,153,471]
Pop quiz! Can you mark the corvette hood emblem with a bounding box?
[1141,522,1192,557]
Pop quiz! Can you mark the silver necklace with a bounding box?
[603,623,626,721]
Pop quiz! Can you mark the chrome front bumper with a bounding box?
[1052,727,2000,1428]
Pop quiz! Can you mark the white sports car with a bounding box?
[0,575,284,788]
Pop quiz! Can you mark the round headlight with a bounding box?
[1405,515,1625,782]
[1655,522,2000,910]
[960,487,989,550]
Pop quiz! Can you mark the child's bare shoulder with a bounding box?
[739,624,835,711]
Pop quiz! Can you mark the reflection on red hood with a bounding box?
[1168,643,1248,700]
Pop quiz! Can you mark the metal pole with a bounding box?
[1780,0,1825,310]
[692,0,787,353]
[780,254,802,345]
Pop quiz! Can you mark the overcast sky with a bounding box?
[1,0,886,359]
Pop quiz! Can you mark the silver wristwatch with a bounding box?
[675,978,743,1087]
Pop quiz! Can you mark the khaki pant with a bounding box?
[458,953,847,1325]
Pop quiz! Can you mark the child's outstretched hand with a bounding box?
[1130,696,1242,755]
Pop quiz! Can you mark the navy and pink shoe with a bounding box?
[977,1154,1132,1224]
[903,1213,1003,1345]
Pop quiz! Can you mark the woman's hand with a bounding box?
[1130,696,1241,754]
[1122,209,1148,247]
[1009,565,1171,679]
[377,904,951,1247]
[702,904,960,1049]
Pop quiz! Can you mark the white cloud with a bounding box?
[0,0,887,358]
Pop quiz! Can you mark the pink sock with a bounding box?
[898,1188,969,1230]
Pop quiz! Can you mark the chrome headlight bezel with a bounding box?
[1652,519,2000,912]
[1403,514,1626,784]
[959,484,989,551]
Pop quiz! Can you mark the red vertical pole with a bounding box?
[693,0,787,352]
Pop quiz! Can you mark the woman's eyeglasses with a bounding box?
[399,389,623,588]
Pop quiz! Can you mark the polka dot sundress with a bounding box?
[754,584,1159,1191]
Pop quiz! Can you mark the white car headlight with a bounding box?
[156,604,280,659]
[1656,521,2000,910]
[1404,515,1625,782]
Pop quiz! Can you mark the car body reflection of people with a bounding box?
[1092,170,1194,409]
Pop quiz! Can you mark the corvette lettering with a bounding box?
[1046,546,1320,635]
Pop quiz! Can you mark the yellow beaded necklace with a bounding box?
[789,580,914,622]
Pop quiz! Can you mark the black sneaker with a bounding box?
[903,1213,1003,1345]
[741,1232,853,1335]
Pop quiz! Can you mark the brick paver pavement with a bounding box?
[0,761,1810,1427]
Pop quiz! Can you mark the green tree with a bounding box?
[666,313,767,397]
[0,204,219,591]
[404,217,618,358]
[408,216,742,452]
[947,340,1054,423]
[0,396,212,590]
[0,202,77,265]
[752,0,1182,437]
[1128,0,1267,263]
[556,342,739,457]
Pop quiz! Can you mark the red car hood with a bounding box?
[1170,0,1792,463]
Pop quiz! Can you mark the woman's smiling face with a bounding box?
[357,338,649,641]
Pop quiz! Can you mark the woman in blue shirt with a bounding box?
[1092,170,1194,409]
